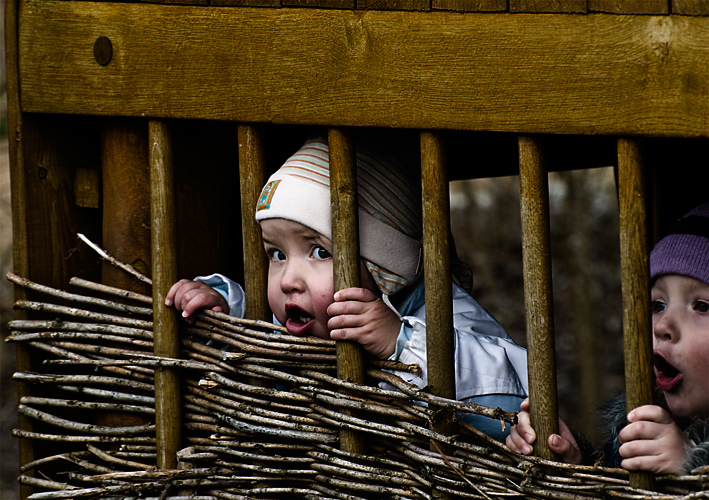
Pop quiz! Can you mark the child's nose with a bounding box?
[653,311,678,343]
[280,260,305,293]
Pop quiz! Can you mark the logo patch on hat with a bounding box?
[257,180,281,212]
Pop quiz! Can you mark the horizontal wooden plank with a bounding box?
[17,0,709,137]
[509,0,587,13]
[432,0,506,11]
[673,0,709,16]
[589,0,668,15]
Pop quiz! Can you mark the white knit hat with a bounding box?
[255,136,422,295]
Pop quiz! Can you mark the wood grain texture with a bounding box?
[361,0,429,11]
[518,135,559,462]
[101,119,151,296]
[617,137,655,491]
[432,0,506,11]
[149,120,182,470]
[17,1,709,138]
[6,0,35,492]
[673,0,709,16]
[213,0,280,6]
[421,131,457,448]
[284,0,355,8]
[588,0,668,14]
[238,124,269,323]
[420,132,455,402]
[329,128,366,455]
[510,0,586,13]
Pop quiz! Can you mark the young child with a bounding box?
[506,203,709,474]
[166,134,528,440]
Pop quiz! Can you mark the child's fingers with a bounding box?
[519,397,530,412]
[548,434,583,465]
[626,405,673,425]
[506,411,535,455]
[618,438,658,461]
[165,279,192,306]
[619,452,683,475]
[333,287,378,303]
[618,420,660,444]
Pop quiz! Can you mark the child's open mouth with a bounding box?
[653,351,683,392]
[284,304,314,336]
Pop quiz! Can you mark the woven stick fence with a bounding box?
[6,246,709,499]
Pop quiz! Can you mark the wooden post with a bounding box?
[328,128,366,455]
[6,0,34,496]
[420,132,456,430]
[518,135,559,461]
[238,124,269,322]
[149,120,182,469]
[617,137,655,491]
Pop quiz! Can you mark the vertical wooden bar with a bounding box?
[149,120,182,469]
[6,0,33,496]
[420,131,456,466]
[420,131,456,405]
[617,137,655,491]
[518,135,559,461]
[328,127,366,455]
[238,124,269,321]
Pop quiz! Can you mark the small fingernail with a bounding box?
[550,435,560,447]
[525,433,534,443]
[522,445,532,455]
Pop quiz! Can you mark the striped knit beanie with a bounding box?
[650,203,709,286]
[255,136,422,295]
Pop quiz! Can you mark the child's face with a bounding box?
[261,218,379,340]
[652,274,709,419]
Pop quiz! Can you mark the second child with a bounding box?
[506,203,709,474]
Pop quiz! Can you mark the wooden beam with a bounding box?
[589,0,668,14]
[421,131,456,440]
[617,137,655,491]
[149,120,182,470]
[329,128,366,455]
[510,0,587,13]
[672,0,709,16]
[518,135,559,462]
[238,124,270,322]
[17,1,709,138]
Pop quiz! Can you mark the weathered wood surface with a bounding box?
[518,135,559,462]
[149,120,182,469]
[17,0,709,138]
[329,128,367,455]
[672,0,709,16]
[421,131,457,446]
[617,137,655,491]
[588,0,668,14]
[238,124,269,323]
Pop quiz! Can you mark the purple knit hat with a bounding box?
[650,203,709,285]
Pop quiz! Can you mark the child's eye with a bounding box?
[694,301,709,313]
[268,249,286,262]
[312,246,332,260]
[651,300,666,314]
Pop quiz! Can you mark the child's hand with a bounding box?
[506,398,584,464]
[618,405,692,475]
[327,287,401,360]
[165,279,229,323]
[506,398,535,455]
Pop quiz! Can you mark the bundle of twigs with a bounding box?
[6,238,708,499]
